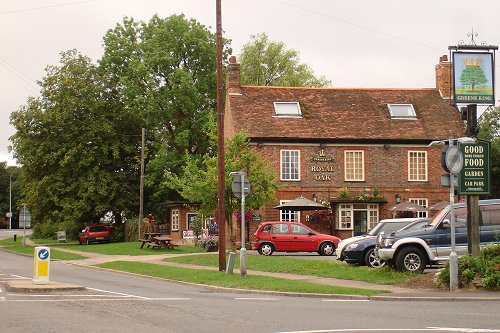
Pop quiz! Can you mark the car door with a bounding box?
[290,223,316,251]
[480,204,500,244]
[270,223,292,251]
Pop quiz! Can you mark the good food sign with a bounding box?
[458,140,490,194]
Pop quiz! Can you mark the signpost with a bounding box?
[230,171,251,278]
[33,246,50,284]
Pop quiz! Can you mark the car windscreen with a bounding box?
[378,222,410,235]
[90,226,108,232]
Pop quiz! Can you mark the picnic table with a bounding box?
[151,236,178,250]
[139,232,163,249]
[139,233,178,250]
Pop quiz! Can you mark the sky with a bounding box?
[1,0,499,167]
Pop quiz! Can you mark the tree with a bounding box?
[166,131,279,239]
[0,164,23,228]
[239,33,331,87]
[478,106,500,198]
[10,50,139,237]
[460,66,488,91]
[99,15,232,214]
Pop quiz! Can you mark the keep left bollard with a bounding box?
[33,246,50,284]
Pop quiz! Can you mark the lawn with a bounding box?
[98,261,385,296]
[0,238,86,260]
[51,241,205,256]
[164,253,416,285]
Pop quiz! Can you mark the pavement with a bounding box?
[3,237,500,301]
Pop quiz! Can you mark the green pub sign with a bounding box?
[458,140,490,194]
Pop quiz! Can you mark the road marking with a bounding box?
[234,297,279,301]
[8,294,132,298]
[322,299,369,302]
[7,298,190,302]
[275,328,500,333]
[86,287,150,299]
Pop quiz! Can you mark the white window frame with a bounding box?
[171,209,179,231]
[409,198,428,218]
[273,102,302,117]
[279,200,300,222]
[186,213,197,230]
[280,150,301,181]
[368,204,379,230]
[344,150,365,181]
[387,104,417,119]
[337,204,353,230]
[408,151,428,181]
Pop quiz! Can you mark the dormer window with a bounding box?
[274,102,302,118]
[387,104,416,119]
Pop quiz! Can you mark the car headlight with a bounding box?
[346,243,359,250]
[382,238,394,248]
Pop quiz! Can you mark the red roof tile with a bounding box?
[225,86,464,142]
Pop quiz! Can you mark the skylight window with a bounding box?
[274,102,302,117]
[387,104,417,119]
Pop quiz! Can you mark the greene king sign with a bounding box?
[458,140,490,194]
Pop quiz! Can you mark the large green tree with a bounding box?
[166,131,279,238]
[99,15,232,215]
[0,164,23,228]
[478,106,500,198]
[10,50,139,237]
[239,33,331,87]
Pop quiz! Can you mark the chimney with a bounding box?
[226,55,241,94]
[435,55,453,100]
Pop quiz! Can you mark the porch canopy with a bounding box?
[388,201,429,212]
[274,196,329,211]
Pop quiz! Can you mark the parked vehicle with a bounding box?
[251,221,341,256]
[343,219,429,268]
[78,224,112,245]
[336,218,429,261]
[376,199,500,272]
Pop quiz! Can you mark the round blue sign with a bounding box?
[38,249,49,260]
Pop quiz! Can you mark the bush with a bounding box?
[440,244,500,290]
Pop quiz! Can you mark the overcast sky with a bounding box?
[1,0,499,166]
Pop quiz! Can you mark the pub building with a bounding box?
[166,55,464,244]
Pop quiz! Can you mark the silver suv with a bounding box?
[376,199,500,272]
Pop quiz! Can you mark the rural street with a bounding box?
[1,248,499,333]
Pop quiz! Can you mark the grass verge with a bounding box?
[0,238,86,260]
[97,261,385,296]
[164,253,416,285]
[51,242,204,256]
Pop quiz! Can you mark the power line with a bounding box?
[0,57,39,94]
[272,0,447,53]
[0,0,100,15]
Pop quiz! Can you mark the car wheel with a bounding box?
[395,247,426,272]
[364,248,386,268]
[320,242,335,256]
[258,243,274,256]
[86,238,91,245]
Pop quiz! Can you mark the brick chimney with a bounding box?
[435,55,453,100]
[226,55,241,94]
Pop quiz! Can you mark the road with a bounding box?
[1,249,499,333]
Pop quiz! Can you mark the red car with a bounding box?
[251,221,340,256]
[78,224,112,245]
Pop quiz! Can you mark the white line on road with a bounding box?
[234,297,280,301]
[275,328,500,333]
[0,297,5,301]
[322,299,369,302]
[86,287,150,299]
[8,294,133,298]
[7,298,190,302]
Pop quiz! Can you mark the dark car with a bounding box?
[251,221,341,256]
[78,224,112,245]
[343,218,429,268]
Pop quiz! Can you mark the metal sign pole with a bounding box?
[23,203,27,246]
[240,171,247,278]
[448,139,458,291]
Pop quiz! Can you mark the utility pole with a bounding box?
[216,0,226,271]
[139,128,145,239]
[9,174,12,230]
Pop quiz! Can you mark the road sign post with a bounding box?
[33,246,50,284]
[230,171,251,278]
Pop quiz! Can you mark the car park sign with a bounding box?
[458,140,490,194]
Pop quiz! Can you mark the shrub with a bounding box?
[440,244,500,290]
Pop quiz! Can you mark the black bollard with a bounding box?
[13,234,17,242]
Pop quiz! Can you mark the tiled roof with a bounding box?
[225,86,465,142]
